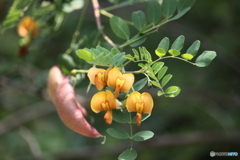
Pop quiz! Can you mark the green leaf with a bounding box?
[110,16,130,40]
[112,109,129,123]
[195,51,217,67]
[161,74,172,87]
[133,131,154,141]
[162,0,177,18]
[152,62,164,74]
[147,1,162,25]
[151,81,161,88]
[168,49,181,56]
[157,66,168,80]
[157,37,169,52]
[181,53,193,60]
[157,90,164,96]
[118,149,137,160]
[186,40,200,56]
[165,86,181,97]
[129,35,147,47]
[132,78,148,92]
[124,55,135,61]
[171,7,191,20]
[142,47,152,63]
[76,49,95,62]
[132,11,146,31]
[58,54,76,74]
[63,0,84,13]
[155,48,166,57]
[171,35,185,50]
[107,128,130,139]
[132,49,140,60]
[177,0,196,12]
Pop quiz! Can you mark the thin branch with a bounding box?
[91,0,117,48]
[0,101,55,135]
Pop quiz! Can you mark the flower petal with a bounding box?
[107,68,122,89]
[18,16,39,38]
[126,91,140,112]
[105,90,118,110]
[104,110,113,125]
[142,92,154,114]
[121,73,134,92]
[90,91,106,113]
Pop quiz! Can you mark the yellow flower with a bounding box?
[126,91,154,126]
[90,90,119,125]
[107,68,134,97]
[18,16,39,39]
[87,67,107,90]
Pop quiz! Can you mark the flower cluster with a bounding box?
[88,67,154,126]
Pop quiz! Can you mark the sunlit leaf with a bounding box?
[155,48,166,57]
[157,90,164,96]
[195,51,217,67]
[133,131,154,141]
[151,81,161,88]
[152,62,164,74]
[157,37,169,53]
[147,1,162,25]
[168,49,181,56]
[181,53,193,60]
[161,74,172,87]
[132,49,140,60]
[165,86,181,97]
[118,149,137,160]
[124,55,135,61]
[157,66,168,80]
[63,0,84,13]
[110,16,130,40]
[132,10,146,31]
[107,128,130,139]
[76,49,95,62]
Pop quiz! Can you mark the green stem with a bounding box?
[100,9,133,25]
[153,56,196,66]
[119,29,158,49]
[65,0,89,54]
[102,0,148,11]
[128,112,133,149]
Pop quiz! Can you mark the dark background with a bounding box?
[0,0,240,160]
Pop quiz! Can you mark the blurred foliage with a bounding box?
[0,0,240,160]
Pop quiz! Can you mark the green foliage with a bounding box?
[1,0,30,31]
[118,149,137,160]
[110,16,130,40]
[76,46,126,67]
[132,131,154,142]
[147,1,162,25]
[162,0,177,18]
[132,11,146,31]
[107,128,130,139]
[195,51,217,67]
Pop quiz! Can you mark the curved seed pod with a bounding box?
[47,66,64,104]
[55,77,102,138]
[47,66,101,138]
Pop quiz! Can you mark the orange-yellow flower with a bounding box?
[126,91,154,126]
[17,16,39,39]
[87,67,107,90]
[107,68,134,97]
[90,90,119,124]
